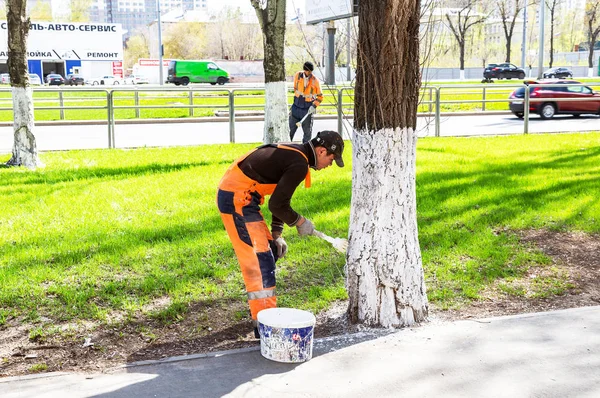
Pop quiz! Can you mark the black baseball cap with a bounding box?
[312,130,344,167]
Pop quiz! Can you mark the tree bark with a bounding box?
[459,39,465,71]
[548,1,556,68]
[349,0,428,328]
[251,0,288,144]
[6,0,42,169]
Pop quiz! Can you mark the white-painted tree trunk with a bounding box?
[459,69,465,80]
[347,127,428,328]
[263,81,288,144]
[588,68,595,78]
[8,86,43,169]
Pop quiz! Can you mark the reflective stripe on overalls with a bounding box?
[216,145,311,320]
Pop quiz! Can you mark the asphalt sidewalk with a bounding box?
[2,306,599,398]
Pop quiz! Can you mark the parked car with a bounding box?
[29,73,43,85]
[542,67,573,79]
[0,73,10,84]
[87,75,121,85]
[66,74,85,86]
[46,74,65,86]
[483,63,526,80]
[508,80,600,119]
[124,74,149,85]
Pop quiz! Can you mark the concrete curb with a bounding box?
[0,372,72,384]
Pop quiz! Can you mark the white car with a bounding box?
[124,74,149,85]
[29,73,43,85]
[87,75,121,86]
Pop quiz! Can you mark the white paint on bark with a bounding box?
[263,81,288,144]
[347,127,428,328]
[9,86,43,169]
[588,68,594,78]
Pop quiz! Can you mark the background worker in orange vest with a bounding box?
[289,61,324,143]
[217,131,344,338]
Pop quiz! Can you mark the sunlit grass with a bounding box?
[1,132,600,325]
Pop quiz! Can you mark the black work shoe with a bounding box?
[254,327,260,339]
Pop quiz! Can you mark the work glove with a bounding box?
[296,218,315,237]
[307,105,316,115]
[274,237,288,258]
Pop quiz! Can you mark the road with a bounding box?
[0,113,598,153]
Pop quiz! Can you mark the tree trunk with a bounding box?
[459,39,465,71]
[505,39,511,63]
[348,0,428,328]
[252,0,288,144]
[6,0,42,169]
[549,9,555,68]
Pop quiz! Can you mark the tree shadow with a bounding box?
[0,161,224,188]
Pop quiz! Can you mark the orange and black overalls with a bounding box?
[289,71,323,143]
[217,144,312,322]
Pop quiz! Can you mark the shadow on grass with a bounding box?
[0,214,232,318]
[0,161,225,188]
[416,145,600,303]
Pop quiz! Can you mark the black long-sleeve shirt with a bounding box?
[238,142,316,233]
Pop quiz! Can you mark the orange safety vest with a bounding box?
[293,71,323,109]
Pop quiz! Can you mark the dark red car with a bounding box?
[509,80,600,119]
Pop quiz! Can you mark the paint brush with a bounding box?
[313,230,348,253]
[295,112,310,127]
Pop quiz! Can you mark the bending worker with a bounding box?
[289,61,324,143]
[217,131,344,337]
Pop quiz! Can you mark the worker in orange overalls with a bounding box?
[289,61,324,143]
[217,131,344,338]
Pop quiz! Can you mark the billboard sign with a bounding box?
[0,21,124,61]
[305,0,355,24]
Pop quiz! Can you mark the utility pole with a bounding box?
[157,0,164,85]
[537,0,545,79]
[326,20,336,85]
[521,0,527,69]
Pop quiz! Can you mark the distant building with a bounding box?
[88,0,208,38]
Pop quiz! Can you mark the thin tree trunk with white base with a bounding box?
[7,87,42,169]
[347,0,428,328]
[263,81,288,143]
[6,0,42,169]
[251,0,288,144]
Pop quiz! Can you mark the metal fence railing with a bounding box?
[0,81,598,148]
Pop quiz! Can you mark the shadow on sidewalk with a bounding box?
[90,328,391,397]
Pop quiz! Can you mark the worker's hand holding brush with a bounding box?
[296,217,315,236]
[296,216,348,254]
[295,106,316,127]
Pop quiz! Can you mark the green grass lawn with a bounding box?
[1,132,600,328]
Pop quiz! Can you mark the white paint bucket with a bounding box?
[257,308,316,363]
